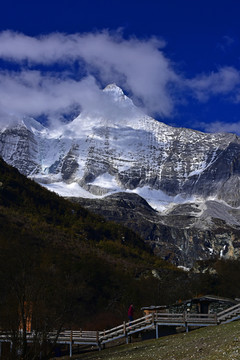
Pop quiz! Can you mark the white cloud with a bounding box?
[0,70,102,122]
[186,67,240,101]
[194,120,240,135]
[0,30,240,131]
[0,30,177,119]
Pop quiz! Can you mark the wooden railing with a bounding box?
[154,312,217,326]
[155,312,184,324]
[217,303,240,323]
[98,311,219,344]
[1,305,240,357]
[99,314,154,344]
[0,312,222,345]
[57,330,99,343]
[185,313,217,324]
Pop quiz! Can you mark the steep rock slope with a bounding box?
[70,193,240,267]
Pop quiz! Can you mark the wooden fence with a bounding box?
[1,303,240,357]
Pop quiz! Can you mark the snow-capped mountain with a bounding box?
[1,84,240,266]
[1,84,240,210]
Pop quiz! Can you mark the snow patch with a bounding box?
[91,173,122,191]
[42,182,98,198]
[128,186,197,212]
[208,247,214,255]
[177,266,190,272]
[220,245,227,258]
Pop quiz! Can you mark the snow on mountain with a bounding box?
[1,84,240,212]
[103,83,130,102]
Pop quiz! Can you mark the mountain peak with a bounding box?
[103,83,135,110]
[104,83,124,94]
[103,83,127,100]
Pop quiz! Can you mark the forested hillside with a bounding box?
[0,158,187,329]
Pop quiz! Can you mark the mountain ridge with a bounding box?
[1,84,240,265]
[0,85,239,208]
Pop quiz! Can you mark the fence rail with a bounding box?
[217,303,240,322]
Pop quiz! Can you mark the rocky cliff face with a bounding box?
[70,193,240,267]
[1,84,240,266]
[0,124,40,175]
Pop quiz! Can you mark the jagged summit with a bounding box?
[103,83,124,94]
[103,83,126,101]
[103,83,134,107]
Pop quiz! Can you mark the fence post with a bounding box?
[152,312,155,325]
[69,330,73,357]
[183,311,188,333]
[97,331,101,351]
[123,321,129,344]
[123,321,126,336]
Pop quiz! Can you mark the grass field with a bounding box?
[54,320,240,360]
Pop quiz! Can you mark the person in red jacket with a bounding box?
[128,304,134,322]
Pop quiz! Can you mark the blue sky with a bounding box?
[0,0,240,134]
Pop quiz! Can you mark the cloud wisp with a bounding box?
[186,67,240,102]
[0,30,240,131]
[192,120,240,136]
